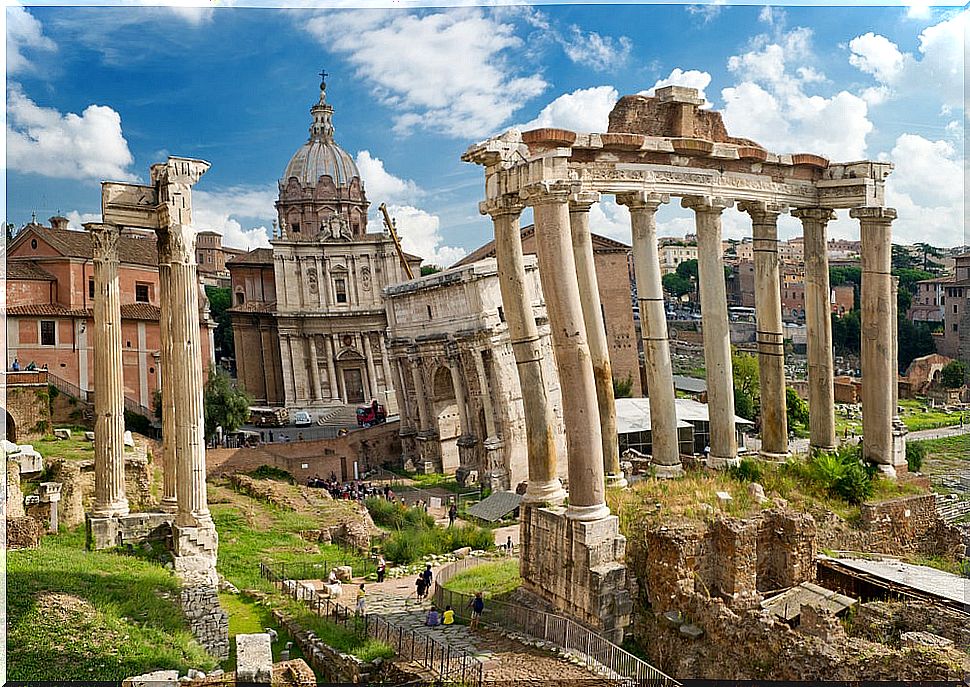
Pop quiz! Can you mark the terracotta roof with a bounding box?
[455,224,630,267]
[227,248,275,266]
[6,302,162,321]
[13,226,159,266]
[6,260,56,281]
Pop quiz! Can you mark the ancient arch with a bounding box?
[432,366,460,472]
[2,407,17,442]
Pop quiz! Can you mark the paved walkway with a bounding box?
[746,422,970,457]
[305,566,608,683]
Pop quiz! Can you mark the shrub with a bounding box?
[249,465,294,483]
[798,444,874,505]
[381,523,494,564]
[729,457,763,483]
[905,441,926,473]
[364,498,435,530]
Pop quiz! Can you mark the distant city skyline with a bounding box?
[5,1,967,266]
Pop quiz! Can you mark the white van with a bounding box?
[293,410,312,427]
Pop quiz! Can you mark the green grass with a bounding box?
[442,559,521,598]
[898,398,967,432]
[7,527,216,681]
[29,429,96,460]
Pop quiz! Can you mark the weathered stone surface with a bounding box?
[53,428,72,440]
[86,511,171,550]
[180,583,229,660]
[901,631,954,650]
[49,453,155,528]
[7,516,43,549]
[236,633,273,684]
[121,669,179,687]
[6,459,25,518]
[333,565,353,582]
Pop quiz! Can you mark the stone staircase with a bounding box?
[315,404,360,430]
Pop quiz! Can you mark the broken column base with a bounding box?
[707,454,741,470]
[651,463,684,480]
[891,419,909,475]
[85,511,173,550]
[605,472,630,488]
[519,504,631,644]
[173,523,229,660]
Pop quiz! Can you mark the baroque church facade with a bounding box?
[228,76,420,410]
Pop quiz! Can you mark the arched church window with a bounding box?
[235,290,244,305]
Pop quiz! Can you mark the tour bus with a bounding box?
[248,406,289,427]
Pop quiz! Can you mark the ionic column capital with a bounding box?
[520,180,580,207]
[84,222,121,262]
[850,206,897,224]
[568,191,600,212]
[737,200,787,223]
[681,195,733,213]
[480,196,524,219]
[616,191,670,211]
[792,207,836,223]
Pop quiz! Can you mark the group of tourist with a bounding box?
[425,593,484,630]
[306,473,397,502]
[9,359,45,372]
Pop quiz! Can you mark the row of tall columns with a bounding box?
[89,224,130,517]
[568,193,625,488]
[797,208,838,451]
[531,187,610,521]
[619,192,682,476]
[488,200,567,505]
[447,351,473,440]
[741,201,789,459]
[158,231,178,514]
[855,207,898,474]
[473,349,499,443]
[683,196,738,468]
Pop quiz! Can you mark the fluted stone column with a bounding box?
[409,354,431,431]
[891,276,900,412]
[448,351,473,438]
[618,192,682,477]
[531,185,610,521]
[155,158,212,528]
[486,199,566,505]
[794,208,838,451]
[363,333,380,402]
[394,360,413,428]
[474,350,498,441]
[379,337,395,411]
[87,222,129,517]
[740,201,789,459]
[324,335,340,401]
[569,192,625,488]
[157,230,178,513]
[683,196,738,468]
[307,335,323,402]
[854,206,898,476]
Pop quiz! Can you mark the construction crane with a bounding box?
[379,202,415,280]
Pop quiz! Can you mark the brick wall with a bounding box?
[4,383,52,441]
[860,493,963,556]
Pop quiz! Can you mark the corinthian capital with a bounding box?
[849,206,897,224]
[480,196,525,219]
[791,207,836,223]
[84,222,121,261]
[737,200,787,224]
[568,191,600,212]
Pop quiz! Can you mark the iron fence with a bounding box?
[260,561,483,686]
[433,557,678,686]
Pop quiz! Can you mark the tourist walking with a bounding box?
[415,574,428,601]
[376,556,386,583]
[421,564,433,593]
[355,584,366,615]
[468,592,484,630]
[448,503,458,527]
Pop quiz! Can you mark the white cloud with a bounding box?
[6,6,56,75]
[122,0,216,24]
[720,28,872,159]
[641,68,713,106]
[387,205,466,267]
[847,11,966,108]
[192,185,276,250]
[355,151,423,205]
[65,210,103,230]
[686,3,725,23]
[6,86,136,181]
[519,86,619,133]
[304,9,547,138]
[560,26,632,71]
[588,197,632,243]
[905,1,934,20]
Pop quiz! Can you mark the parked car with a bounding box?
[293,410,312,427]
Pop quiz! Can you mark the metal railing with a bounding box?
[44,370,91,402]
[433,557,678,686]
[260,561,483,686]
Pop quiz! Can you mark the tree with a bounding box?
[662,272,692,298]
[732,351,760,421]
[420,265,441,276]
[675,259,698,281]
[205,286,235,360]
[786,387,810,429]
[832,310,861,355]
[203,368,252,440]
[940,360,969,389]
[897,318,935,369]
[914,242,944,273]
[891,244,916,271]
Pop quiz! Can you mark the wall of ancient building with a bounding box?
[3,383,52,441]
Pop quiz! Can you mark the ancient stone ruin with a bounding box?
[463,85,905,640]
[84,156,228,658]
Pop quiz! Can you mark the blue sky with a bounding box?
[5,1,966,265]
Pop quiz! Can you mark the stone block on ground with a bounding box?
[53,428,72,440]
[748,482,768,504]
[16,448,43,474]
[716,491,733,506]
[84,431,95,441]
[122,669,179,687]
[124,430,135,448]
[679,623,704,639]
[236,633,273,684]
[901,631,955,650]
[334,565,353,582]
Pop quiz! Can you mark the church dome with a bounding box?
[281,75,359,187]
